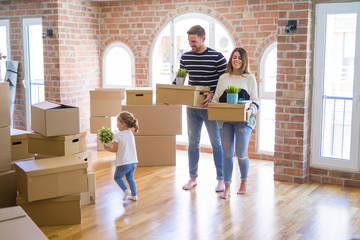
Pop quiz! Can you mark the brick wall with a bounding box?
[1,0,359,187]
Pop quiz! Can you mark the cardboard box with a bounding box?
[135,135,176,166]
[156,84,210,106]
[74,151,93,171]
[122,105,182,136]
[14,156,88,202]
[90,88,123,117]
[90,116,117,134]
[0,82,10,128]
[10,128,34,161]
[0,206,48,240]
[0,126,12,172]
[28,132,86,156]
[81,171,96,205]
[17,193,81,227]
[0,170,17,208]
[208,102,251,122]
[31,101,80,137]
[126,89,153,105]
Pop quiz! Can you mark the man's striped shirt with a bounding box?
[175,47,227,93]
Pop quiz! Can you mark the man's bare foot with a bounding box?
[215,180,225,192]
[237,180,247,194]
[182,179,197,190]
[220,183,231,199]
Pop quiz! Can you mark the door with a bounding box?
[22,18,45,130]
[311,2,360,170]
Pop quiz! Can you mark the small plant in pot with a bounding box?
[98,127,114,147]
[176,68,187,85]
[226,84,241,104]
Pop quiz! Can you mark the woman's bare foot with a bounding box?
[182,178,197,190]
[220,183,231,199]
[215,180,225,192]
[237,180,247,194]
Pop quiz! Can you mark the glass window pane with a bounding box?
[264,49,277,93]
[105,46,131,86]
[259,99,275,152]
[321,13,356,160]
[28,25,45,104]
[153,24,171,87]
[215,22,232,62]
[0,26,8,80]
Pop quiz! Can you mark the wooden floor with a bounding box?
[40,149,360,240]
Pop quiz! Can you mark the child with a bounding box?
[104,111,139,201]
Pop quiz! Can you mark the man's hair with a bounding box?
[187,25,206,38]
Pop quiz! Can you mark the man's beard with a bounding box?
[192,44,203,53]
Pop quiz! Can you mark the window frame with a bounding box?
[0,19,11,81]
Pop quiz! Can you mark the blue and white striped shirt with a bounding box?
[174,47,227,93]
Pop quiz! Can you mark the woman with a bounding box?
[212,47,259,199]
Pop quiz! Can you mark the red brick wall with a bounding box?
[274,1,313,184]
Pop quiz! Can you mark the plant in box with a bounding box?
[225,84,241,104]
[176,68,187,85]
[98,127,114,147]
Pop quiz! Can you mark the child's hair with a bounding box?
[117,111,139,133]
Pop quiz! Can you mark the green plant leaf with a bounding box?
[98,127,114,143]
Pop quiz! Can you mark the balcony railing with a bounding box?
[321,95,353,160]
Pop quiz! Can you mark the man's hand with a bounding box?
[201,92,213,108]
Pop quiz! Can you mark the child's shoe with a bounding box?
[123,189,131,200]
[128,195,138,201]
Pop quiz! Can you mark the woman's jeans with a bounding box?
[114,163,137,196]
[220,122,252,183]
[186,107,223,180]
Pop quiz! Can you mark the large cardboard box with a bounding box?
[10,128,34,161]
[28,132,86,156]
[0,206,48,240]
[31,101,80,137]
[156,84,210,106]
[0,170,17,208]
[122,105,182,136]
[0,126,12,172]
[17,193,81,227]
[0,82,10,128]
[81,171,96,205]
[208,102,251,121]
[126,89,153,105]
[14,156,88,202]
[90,116,117,134]
[135,135,176,166]
[90,88,123,117]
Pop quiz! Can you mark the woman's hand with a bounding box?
[245,108,253,122]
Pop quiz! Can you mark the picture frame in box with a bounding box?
[208,102,251,122]
[156,84,210,107]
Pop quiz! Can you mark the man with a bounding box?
[173,25,227,191]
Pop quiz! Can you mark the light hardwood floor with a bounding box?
[40,149,360,240]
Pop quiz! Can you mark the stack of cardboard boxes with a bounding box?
[10,100,94,226]
[0,82,16,209]
[89,88,124,150]
[124,89,182,166]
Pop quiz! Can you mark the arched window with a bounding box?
[257,42,277,154]
[151,13,234,145]
[102,42,135,88]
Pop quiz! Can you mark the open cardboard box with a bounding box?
[31,101,80,137]
[156,84,210,107]
[208,102,251,122]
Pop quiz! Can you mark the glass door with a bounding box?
[311,2,360,170]
[22,18,45,130]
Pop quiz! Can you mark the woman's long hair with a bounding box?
[225,47,250,76]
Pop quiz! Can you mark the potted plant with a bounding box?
[226,84,241,104]
[176,68,187,85]
[98,127,114,147]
